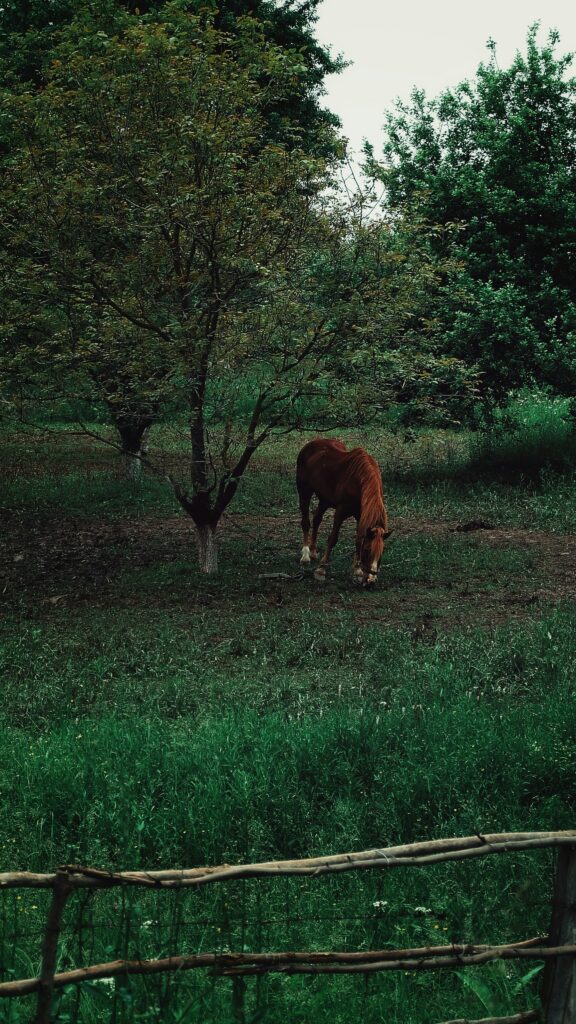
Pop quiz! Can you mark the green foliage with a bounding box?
[372,26,576,404]
[0,4,339,508]
[468,392,576,476]
[0,0,344,469]
[0,0,342,152]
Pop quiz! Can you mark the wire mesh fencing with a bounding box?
[0,831,575,1024]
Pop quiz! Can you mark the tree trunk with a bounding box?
[196,524,218,574]
[170,482,221,574]
[125,426,150,482]
[112,418,152,482]
[126,452,144,482]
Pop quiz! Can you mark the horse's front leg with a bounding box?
[315,506,346,581]
[352,526,364,584]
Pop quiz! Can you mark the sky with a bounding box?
[314,0,576,160]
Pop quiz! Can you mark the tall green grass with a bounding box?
[468,394,576,476]
[1,607,574,867]
[2,606,573,1021]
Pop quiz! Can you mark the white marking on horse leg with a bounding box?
[300,545,311,564]
[364,561,378,587]
[314,565,327,581]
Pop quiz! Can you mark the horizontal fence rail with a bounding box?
[2,830,575,891]
[2,939,576,995]
[0,831,574,1024]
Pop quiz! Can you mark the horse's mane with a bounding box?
[345,449,388,533]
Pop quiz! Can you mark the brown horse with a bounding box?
[296,438,391,586]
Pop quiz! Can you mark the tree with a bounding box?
[0,0,342,153]
[1,4,474,570]
[0,0,343,465]
[371,27,576,406]
[1,5,336,568]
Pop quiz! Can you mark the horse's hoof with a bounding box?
[314,568,326,582]
[300,546,311,565]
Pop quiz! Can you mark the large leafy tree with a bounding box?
[2,4,469,571]
[371,27,576,405]
[0,0,342,152]
[0,4,341,569]
[0,0,342,464]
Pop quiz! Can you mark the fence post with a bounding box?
[542,845,576,1023]
[231,975,246,1024]
[33,870,72,1024]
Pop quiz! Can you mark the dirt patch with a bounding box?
[2,509,575,631]
[401,513,576,584]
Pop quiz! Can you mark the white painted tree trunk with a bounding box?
[123,428,149,483]
[126,451,144,482]
[196,525,219,574]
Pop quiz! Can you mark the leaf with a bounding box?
[455,970,499,1014]
[512,964,544,994]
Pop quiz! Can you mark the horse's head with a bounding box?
[357,527,393,587]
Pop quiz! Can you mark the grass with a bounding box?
[469,393,576,475]
[1,608,574,1021]
[1,394,575,1022]
[2,457,575,532]
[1,599,571,729]
[1,602,575,1022]
[2,393,576,530]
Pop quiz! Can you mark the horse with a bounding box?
[296,438,391,586]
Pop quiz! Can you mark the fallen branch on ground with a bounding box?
[257,572,304,580]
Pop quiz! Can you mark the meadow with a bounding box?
[1,396,575,1023]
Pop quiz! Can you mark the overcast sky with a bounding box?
[314,0,576,160]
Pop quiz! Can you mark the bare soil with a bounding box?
[2,508,575,633]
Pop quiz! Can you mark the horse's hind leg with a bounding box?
[309,500,328,560]
[298,480,314,564]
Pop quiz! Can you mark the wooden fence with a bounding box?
[1,830,575,1024]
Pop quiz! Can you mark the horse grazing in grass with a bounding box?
[296,438,391,586]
